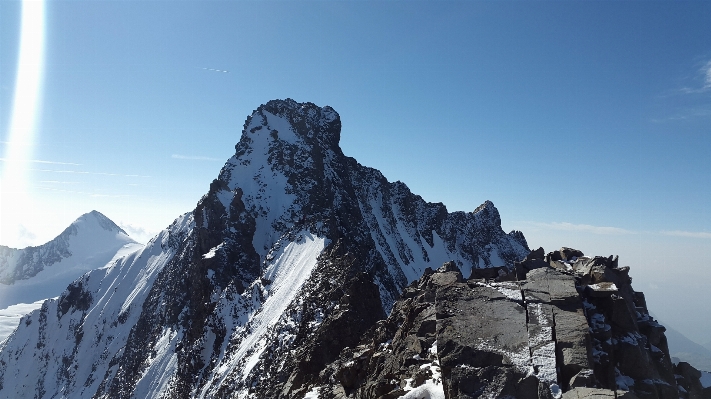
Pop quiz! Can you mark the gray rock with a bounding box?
[554,306,593,386]
[436,283,529,370]
[569,369,597,388]
[528,267,580,305]
[446,365,535,399]
[561,248,585,261]
[526,247,547,261]
[562,387,616,399]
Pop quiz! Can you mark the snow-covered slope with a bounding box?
[0,99,528,398]
[0,211,142,342]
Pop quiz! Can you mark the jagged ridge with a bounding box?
[0,100,527,398]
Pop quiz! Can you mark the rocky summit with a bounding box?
[0,99,707,399]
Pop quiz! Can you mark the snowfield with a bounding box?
[0,211,142,342]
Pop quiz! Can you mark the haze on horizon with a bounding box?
[0,1,709,346]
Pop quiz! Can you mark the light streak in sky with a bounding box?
[0,0,46,247]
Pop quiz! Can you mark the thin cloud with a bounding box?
[37,186,133,198]
[678,59,711,94]
[32,169,150,178]
[661,230,711,239]
[520,221,635,235]
[18,224,37,242]
[0,157,81,166]
[650,106,711,123]
[518,221,711,239]
[118,222,156,244]
[172,154,222,162]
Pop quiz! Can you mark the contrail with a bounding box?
[202,67,229,73]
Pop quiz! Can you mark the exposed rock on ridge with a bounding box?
[314,248,710,399]
[0,99,528,399]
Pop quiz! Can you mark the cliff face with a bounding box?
[0,100,528,398]
[314,248,711,399]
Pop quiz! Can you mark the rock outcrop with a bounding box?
[314,248,710,399]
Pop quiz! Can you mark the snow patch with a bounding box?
[473,281,522,302]
[201,232,327,396]
[133,328,180,398]
[203,243,224,259]
[700,371,711,389]
[0,300,45,343]
[399,362,444,399]
[588,282,618,292]
[263,111,298,144]
[303,386,321,398]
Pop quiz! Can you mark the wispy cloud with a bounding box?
[172,154,222,162]
[32,169,150,178]
[518,221,711,240]
[650,105,711,123]
[118,222,156,244]
[679,59,711,94]
[660,230,711,239]
[37,186,133,198]
[38,180,79,184]
[518,221,635,235]
[0,157,81,166]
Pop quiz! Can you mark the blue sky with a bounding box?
[1,1,710,343]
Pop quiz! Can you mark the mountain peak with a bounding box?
[0,210,136,287]
[61,210,128,239]
[238,98,341,156]
[73,210,127,234]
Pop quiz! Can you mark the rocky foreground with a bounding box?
[307,248,711,399]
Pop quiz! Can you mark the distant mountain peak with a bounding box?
[72,210,128,235]
[0,211,134,285]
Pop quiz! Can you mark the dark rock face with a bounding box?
[315,249,710,399]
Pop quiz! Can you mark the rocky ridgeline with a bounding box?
[311,248,710,399]
[0,100,529,398]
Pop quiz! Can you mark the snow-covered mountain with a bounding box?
[0,211,142,341]
[0,99,528,398]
